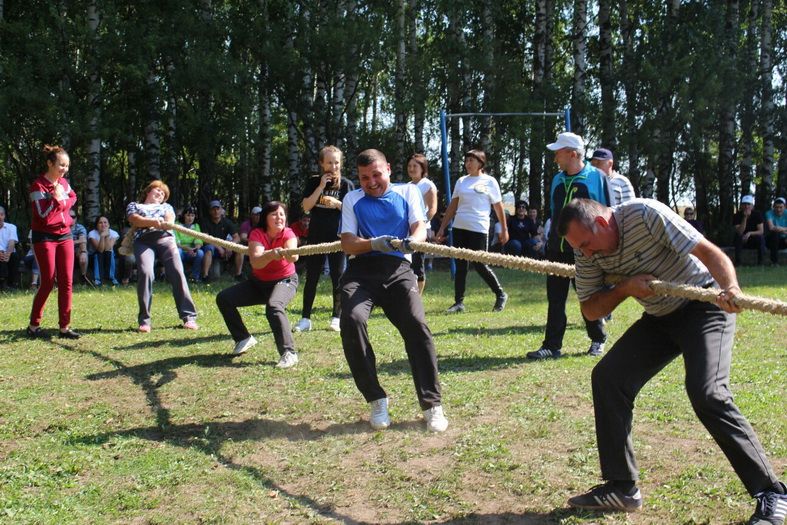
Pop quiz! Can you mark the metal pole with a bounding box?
[439,110,456,278]
[564,107,572,132]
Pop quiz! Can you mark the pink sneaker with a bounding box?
[138,325,151,333]
[183,320,199,330]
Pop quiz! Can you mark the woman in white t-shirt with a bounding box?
[407,153,437,295]
[87,215,120,286]
[436,149,508,313]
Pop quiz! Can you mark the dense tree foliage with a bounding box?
[1,0,785,244]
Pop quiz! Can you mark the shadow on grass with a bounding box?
[431,509,587,524]
[431,324,544,337]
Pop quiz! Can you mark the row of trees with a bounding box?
[1,0,785,243]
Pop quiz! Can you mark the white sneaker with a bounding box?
[369,398,390,430]
[233,335,258,355]
[275,351,299,369]
[293,318,312,332]
[423,405,448,432]
[329,317,341,332]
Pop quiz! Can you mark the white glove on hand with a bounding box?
[399,237,416,254]
[370,235,396,253]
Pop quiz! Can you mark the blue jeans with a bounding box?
[180,248,204,280]
[91,250,117,285]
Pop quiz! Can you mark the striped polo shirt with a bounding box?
[574,199,715,317]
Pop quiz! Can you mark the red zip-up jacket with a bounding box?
[29,174,76,235]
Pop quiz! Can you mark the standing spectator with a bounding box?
[340,149,448,432]
[436,149,508,313]
[505,200,541,258]
[0,206,19,290]
[216,201,300,367]
[201,200,242,281]
[559,198,786,525]
[294,145,355,333]
[765,196,787,266]
[683,206,705,235]
[407,153,438,295]
[87,215,120,286]
[27,145,81,339]
[69,209,89,284]
[127,180,198,333]
[174,206,204,283]
[733,195,766,266]
[528,132,609,360]
[589,148,636,205]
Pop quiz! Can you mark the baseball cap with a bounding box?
[251,206,262,214]
[774,197,786,205]
[209,200,222,209]
[591,148,613,160]
[740,195,755,205]
[546,132,585,151]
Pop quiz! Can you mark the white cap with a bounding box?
[546,132,585,151]
[741,195,755,205]
[251,206,263,214]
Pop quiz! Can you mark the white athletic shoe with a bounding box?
[329,317,341,332]
[293,318,312,332]
[423,405,449,432]
[233,335,258,355]
[369,398,391,430]
[275,351,299,369]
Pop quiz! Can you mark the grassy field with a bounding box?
[0,265,785,524]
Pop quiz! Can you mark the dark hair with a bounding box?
[43,144,67,164]
[180,206,197,222]
[464,149,486,169]
[93,215,109,229]
[557,198,605,237]
[408,153,429,178]
[515,200,528,208]
[260,201,288,233]
[357,149,387,167]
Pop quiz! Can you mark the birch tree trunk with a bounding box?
[571,0,588,135]
[739,0,758,200]
[84,0,101,223]
[717,0,738,230]
[480,0,494,155]
[144,71,161,181]
[344,0,359,180]
[529,0,547,211]
[620,0,639,190]
[409,0,425,154]
[598,0,615,148]
[393,0,407,180]
[757,0,774,201]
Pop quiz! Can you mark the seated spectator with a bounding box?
[175,206,204,282]
[527,206,546,258]
[23,230,40,289]
[118,224,136,285]
[0,205,19,290]
[239,206,262,244]
[505,200,542,258]
[201,200,242,281]
[69,209,89,284]
[489,216,505,253]
[87,215,120,286]
[683,206,705,235]
[289,213,310,275]
[765,196,787,265]
[733,195,766,265]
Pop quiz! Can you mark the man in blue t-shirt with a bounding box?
[765,197,787,265]
[339,149,447,433]
[528,132,611,360]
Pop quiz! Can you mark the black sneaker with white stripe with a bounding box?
[568,482,643,512]
[749,482,787,525]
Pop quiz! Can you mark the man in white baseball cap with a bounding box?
[733,195,765,265]
[528,131,611,361]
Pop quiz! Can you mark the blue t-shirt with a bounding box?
[341,183,426,261]
[765,209,787,238]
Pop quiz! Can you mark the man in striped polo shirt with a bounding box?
[589,148,636,206]
[558,198,785,524]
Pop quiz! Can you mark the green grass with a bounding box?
[0,266,784,524]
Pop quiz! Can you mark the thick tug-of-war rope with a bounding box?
[167,223,787,316]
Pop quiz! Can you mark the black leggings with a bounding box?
[301,251,345,318]
[452,228,503,304]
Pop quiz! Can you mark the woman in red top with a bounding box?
[27,145,81,339]
[216,201,300,368]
